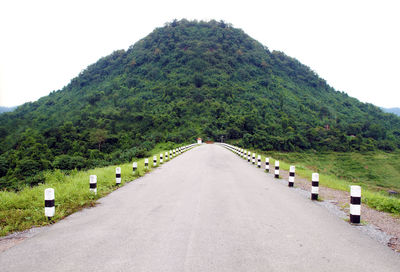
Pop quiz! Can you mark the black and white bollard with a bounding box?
[160,153,163,164]
[248,151,251,162]
[169,150,172,159]
[243,150,247,159]
[153,156,157,167]
[44,188,55,220]
[265,158,270,172]
[252,153,256,165]
[116,167,121,185]
[257,155,261,168]
[350,186,361,224]
[274,161,279,178]
[311,173,319,200]
[90,175,97,194]
[288,166,295,187]
[133,162,137,173]
[165,152,168,161]
[145,158,149,169]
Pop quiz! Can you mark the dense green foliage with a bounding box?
[1,19,400,189]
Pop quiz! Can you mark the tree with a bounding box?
[90,129,108,151]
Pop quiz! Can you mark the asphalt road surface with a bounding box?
[1,144,400,271]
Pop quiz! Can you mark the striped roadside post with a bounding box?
[44,188,55,220]
[173,149,176,157]
[153,156,157,167]
[243,150,246,159]
[165,152,168,161]
[248,151,251,162]
[350,186,361,224]
[132,162,137,173]
[116,167,121,185]
[311,173,319,200]
[144,158,149,169]
[288,166,295,187]
[257,155,261,168]
[252,153,256,165]
[169,150,172,159]
[90,175,97,194]
[160,153,163,164]
[274,161,280,178]
[265,158,270,172]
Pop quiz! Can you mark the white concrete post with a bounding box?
[350,186,361,224]
[44,188,55,219]
[288,166,295,187]
[90,175,97,194]
[274,161,280,178]
[116,167,121,185]
[311,173,319,200]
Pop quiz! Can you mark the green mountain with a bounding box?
[0,106,17,114]
[382,107,400,116]
[1,19,400,189]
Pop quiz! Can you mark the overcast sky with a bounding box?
[0,0,399,108]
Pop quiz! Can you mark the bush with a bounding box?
[377,140,396,151]
[14,158,42,178]
[364,192,400,214]
[53,155,86,170]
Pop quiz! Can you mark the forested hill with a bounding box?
[1,19,400,189]
[0,106,16,114]
[383,107,400,116]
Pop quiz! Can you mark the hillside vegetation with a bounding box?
[1,19,400,189]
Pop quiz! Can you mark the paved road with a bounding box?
[1,144,400,271]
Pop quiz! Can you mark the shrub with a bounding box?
[53,155,86,170]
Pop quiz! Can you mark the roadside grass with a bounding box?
[0,143,193,237]
[228,146,400,215]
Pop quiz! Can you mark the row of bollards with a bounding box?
[44,143,198,220]
[220,143,362,224]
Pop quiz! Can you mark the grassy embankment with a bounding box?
[234,148,400,215]
[0,143,193,237]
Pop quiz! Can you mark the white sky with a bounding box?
[0,0,399,107]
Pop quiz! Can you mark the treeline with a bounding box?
[1,19,400,190]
